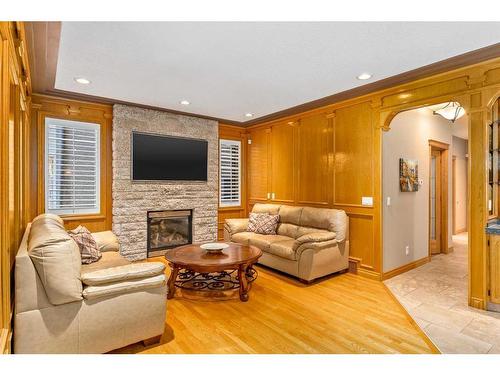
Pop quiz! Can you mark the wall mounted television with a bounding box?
[132,132,208,181]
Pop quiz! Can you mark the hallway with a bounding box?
[385,233,500,353]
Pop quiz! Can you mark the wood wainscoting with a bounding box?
[0,22,32,354]
[30,94,113,232]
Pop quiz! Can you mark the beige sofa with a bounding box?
[224,204,349,282]
[14,213,167,354]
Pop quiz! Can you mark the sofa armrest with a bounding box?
[82,274,166,300]
[295,232,336,247]
[81,262,165,286]
[91,231,120,252]
[224,218,249,236]
[295,239,338,257]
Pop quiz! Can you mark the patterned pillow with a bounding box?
[247,213,280,235]
[68,226,102,264]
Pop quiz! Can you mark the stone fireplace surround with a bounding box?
[112,104,218,261]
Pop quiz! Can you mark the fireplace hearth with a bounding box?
[147,209,193,257]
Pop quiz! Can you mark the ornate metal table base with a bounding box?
[167,266,258,301]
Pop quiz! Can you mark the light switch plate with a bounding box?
[362,196,373,206]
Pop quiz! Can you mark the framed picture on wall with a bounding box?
[399,158,419,192]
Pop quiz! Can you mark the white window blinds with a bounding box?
[219,139,241,207]
[45,117,101,215]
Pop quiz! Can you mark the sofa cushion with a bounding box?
[232,231,254,245]
[251,203,281,215]
[81,251,131,274]
[278,205,303,225]
[68,226,102,264]
[300,207,348,242]
[81,262,166,286]
[82,274,166,300]
[268,239,297,260]
[32,213,64,226]
[91,230,120,252]
[249,234,291,251]
[277,223,300,239]
[28,218,83,305]
[248,212,279,235]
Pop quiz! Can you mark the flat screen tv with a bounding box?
[132,132,208,181]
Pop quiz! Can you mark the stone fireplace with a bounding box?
[147,209,193,257]
[112,104,218,261]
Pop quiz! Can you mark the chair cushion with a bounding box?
[81,251,131,274]
[268,239,297,260]
[82,274,166,300]
[91,230,120,252]
[247,212,279,235]
[81,262,166,286]
[68,226,102,264]
[28,218,83,305]
[248,234,292,251]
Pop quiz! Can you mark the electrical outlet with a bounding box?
[405,246,410,256]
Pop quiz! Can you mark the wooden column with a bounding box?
[468,93,488,309]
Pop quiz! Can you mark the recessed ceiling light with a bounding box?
[180,100,190,105]
[74,77,91,85]
[356,73,372,80]
[245,113,254,118]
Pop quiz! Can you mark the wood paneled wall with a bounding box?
[245,103,380,279]
[242,56,500,306]
[30,94,113,232]
[0,22,32,354]
[217,124,247,240]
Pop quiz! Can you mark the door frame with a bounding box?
[428,139,450,256]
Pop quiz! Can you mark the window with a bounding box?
[45,117,100,215]
[219,139,241,207]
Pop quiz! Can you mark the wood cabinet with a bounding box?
[489,235,500,304]
[247,114,332,208]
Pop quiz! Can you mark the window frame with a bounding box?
[44,117,101,216]
[219,138,242,208]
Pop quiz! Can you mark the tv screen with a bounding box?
[132,133,208,181]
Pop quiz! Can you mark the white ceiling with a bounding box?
[56,22,500,122]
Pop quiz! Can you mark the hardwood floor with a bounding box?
[112,261,439,354]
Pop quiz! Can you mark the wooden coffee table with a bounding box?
[164,242,262,302]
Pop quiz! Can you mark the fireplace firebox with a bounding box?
[147,209,193,257]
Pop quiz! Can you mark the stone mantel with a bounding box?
[112,104,218,260]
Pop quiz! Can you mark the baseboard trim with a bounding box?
[470,297,486,310]
[357,268,381,281]
[454,227,467,235]
[382,257,430,281]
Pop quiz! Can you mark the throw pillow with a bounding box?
[68,225,102,264]
[247,212,280,235]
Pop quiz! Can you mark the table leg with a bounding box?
[238,264,249,302]
[167,264,179,299]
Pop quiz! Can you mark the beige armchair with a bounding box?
[224,204,349,282]
[14,213,167,354]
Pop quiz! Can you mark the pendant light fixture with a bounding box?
[432,101,465,123]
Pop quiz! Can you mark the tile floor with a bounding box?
[384,233,500,354]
